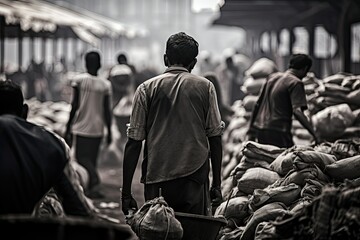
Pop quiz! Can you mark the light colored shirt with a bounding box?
[70,73,111,137]
[127,67,225,184]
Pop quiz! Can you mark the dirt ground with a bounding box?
[92,124,145,225]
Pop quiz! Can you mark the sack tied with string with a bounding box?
[127,196,183,240]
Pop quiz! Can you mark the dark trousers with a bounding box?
[144,177,210,215]
[257,129,294,148]
[74,135,102,190]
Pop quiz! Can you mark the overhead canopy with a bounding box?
[53,1,148,39]
[213,0,360,72]
[0,0,99,45]
[213,0,360,34]
[0,0,147,46]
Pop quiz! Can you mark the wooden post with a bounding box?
[338,0,352,73]
[0,16,5,73]
[52,38,57,63]
[63,37,68,70]
[307,25,321,77]
[18,28,23,71]
[41,37,46,64]
[29,36,35,60]
[289,28,295,55]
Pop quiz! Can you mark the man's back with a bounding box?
[70,73,111,137]
[253,71,307,132]
[129,67,221,184]
[109,64,133,108]
[0,115,68,214]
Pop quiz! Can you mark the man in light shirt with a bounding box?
[65,51,112,199]
[121,32,224,216]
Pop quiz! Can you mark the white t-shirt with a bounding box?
[70,73,112,137]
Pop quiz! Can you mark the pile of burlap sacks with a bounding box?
[225,58,360,147]
[216,58,360,239]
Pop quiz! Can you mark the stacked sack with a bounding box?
[252,177,360,239]
[222,58,278,159]
[224,65,360,147]
[241,58,278,120]
[295,72,360,142]
[216,140,360,240]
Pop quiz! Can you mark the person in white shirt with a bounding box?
[65,51,112,199]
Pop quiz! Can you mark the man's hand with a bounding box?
[210,186,223,209]
[107,132,112,145]
[312,133,322,146]
[246,127,257,141]
[121,194,138,216]
[64,130,72,147]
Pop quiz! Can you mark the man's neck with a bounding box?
[87,70,98,76]
[168,64,191,72]
[288,69,301,79]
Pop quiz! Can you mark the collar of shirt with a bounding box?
[164,66,189,74]
[285,69,299,79]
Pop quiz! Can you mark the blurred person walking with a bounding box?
[247,54,320,148]
[65,51,113,199]
[108,53,136,108]
[108,53,137,156]
[121,32,225,217]
[215,54,242,106]
[203,72,234,127]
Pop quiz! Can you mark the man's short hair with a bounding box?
[0,80,24,116]
[117,53,127,64]
[85,51,101,69]
[289,54,312,70]
[166,32,199,67]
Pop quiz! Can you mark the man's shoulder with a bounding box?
[0,115,69,158]
[109,64,132,77]
[71,72,89,81]
[145,71,208,84]
[271,71,301,84]
[0,115,14,131]
[142,73,166,84]
[0,114,26,128]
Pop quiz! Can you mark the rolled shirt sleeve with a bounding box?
[206,83,225,137]
[290,81,308,111]
[127,84,147,141]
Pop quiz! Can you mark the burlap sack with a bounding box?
[214,196,250,225]
[269,151,296,176]
[270,145,314,176]
[242,141,285,163]
[237,167,280,194]
[128,197,183,240]
[245,58,278,79]
[312,103,356,140]
[242,95,259,112]
[241,77,266,95]
[279,166,329,187]
[249,183,301,211]
[324,155,360,181]
[323,72,350,84]
[240,202,287,240]
[293,150,337,171]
